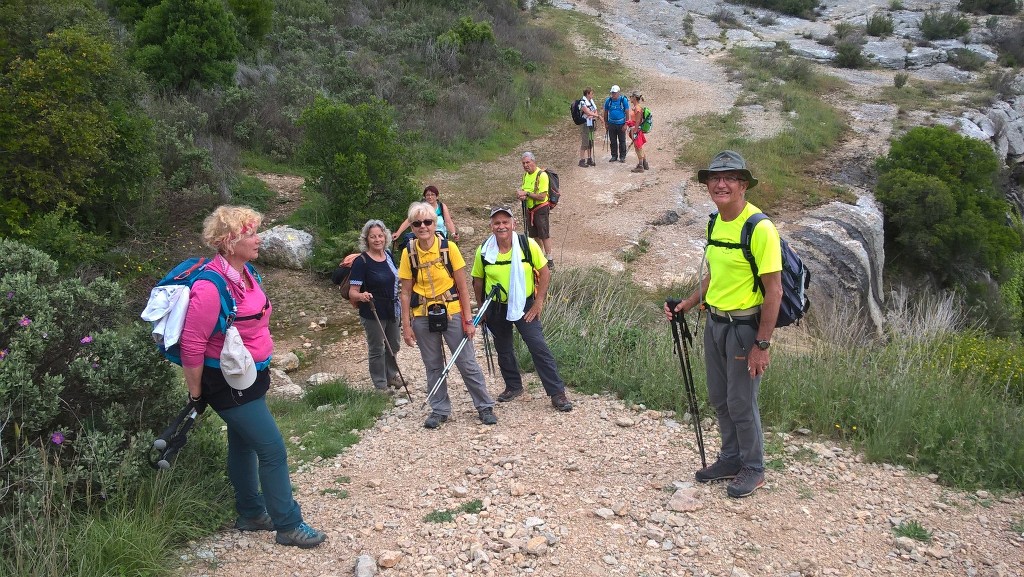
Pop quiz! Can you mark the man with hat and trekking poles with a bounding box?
[665,151,782,498]
[471,207,573,412]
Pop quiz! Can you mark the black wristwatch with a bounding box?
[754,339,771,351]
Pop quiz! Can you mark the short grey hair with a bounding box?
[521,151,536,162]
[358,219,391,252]
[407,201,434,221]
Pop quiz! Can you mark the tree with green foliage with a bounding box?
[0,25,157,238]
[133,0,242,90]
[875,126,1022,284]
[228,0,273,45]
[298,97,419,233]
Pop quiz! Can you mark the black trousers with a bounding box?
[608,123,627,160]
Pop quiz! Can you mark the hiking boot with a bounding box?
[587,158,596,166]
[478,406,498,425]
[609,156,618,162]
[642,159,649,170]
[424,412,448,429]
[618,158,626,163]
[275,522,326,548]
[631,164,644,173]
[727,467,765,498]
[388,375,403,389]
[374,385,395,396]
[694,459,742,483]
[578,159,587,168]
[551,392,573,412]
[235,512,274,532]
[497,388,524,402]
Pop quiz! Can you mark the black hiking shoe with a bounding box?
[578,159,587,167]
[424,413,449,429]
[727,467,765,498]
[235,512,274,532]
[587,158,596,166]
[478,406,498,425]
[642,159,649,170]
[551,392,573,412]
[695,459,742,483]
[497,388,524,402]
[609,156,618,162]
[618,158,626,163]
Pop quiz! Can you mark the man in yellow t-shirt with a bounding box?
[517,151,554,266]
[665,151,782,499]
[398,202,496,429]
[471,207,572,412]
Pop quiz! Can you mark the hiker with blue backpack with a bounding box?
[664,151,782,500]
[174,205,327,547]
[603,84,630,163]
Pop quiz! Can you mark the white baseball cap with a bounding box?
[220,326,256,390]
[610,85,620,93]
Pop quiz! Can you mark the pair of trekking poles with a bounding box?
[666,298,708,469]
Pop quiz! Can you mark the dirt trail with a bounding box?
[184,2,1024,576]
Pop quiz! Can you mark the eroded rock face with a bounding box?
[257,225,313,269]
[788,196,886,335]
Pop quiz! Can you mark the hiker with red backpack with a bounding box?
[664,151,782,500]
[517,151,555,267]
[177,205,327,548]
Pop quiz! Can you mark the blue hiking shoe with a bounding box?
[275,522,327,548]
[235,512,274,532]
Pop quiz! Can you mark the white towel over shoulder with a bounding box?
[481,233,527,321]
[141,284,191,348]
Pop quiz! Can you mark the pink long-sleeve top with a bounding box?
[178,258,273,368]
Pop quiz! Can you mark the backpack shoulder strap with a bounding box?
[194,268,237,333]
[740,213,770,294]
[519,233,532,266]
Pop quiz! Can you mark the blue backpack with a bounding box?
[706,212,810,327]
[150,257,265,365]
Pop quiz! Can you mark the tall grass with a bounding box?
[677,48,851,210]
[535,269,1024,489]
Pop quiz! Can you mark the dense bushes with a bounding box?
[875,126,1022,285]
[919,9,971,39]
[958,0,1021,15]
[0,240,181,524]
[729,0,821,19]
[298,97,419,235]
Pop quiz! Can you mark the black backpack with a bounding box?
[706,212,810,327]
[570,98,586,125]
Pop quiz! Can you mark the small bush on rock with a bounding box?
[958,0,1021,15]
[834,40,868,68]
[919,9,970,40]
[866,13,895,37]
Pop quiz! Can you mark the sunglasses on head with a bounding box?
[412,219,434,228]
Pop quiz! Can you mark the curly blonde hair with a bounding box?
[202,205,263,255]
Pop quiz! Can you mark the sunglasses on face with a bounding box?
[412,219,434,228]
[707,175,745,184]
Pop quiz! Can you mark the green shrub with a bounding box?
[894,71,910,88]
[875,126,1021,284]
[994,20,1024,66]
[893,519,933,542]
[229,174,275,212]
[889,0,904,8]
[133,0,242,89]
[297,97,419,235]
[919,9,970,40]
[227,0,273,45]
[833,21,860,39]
[866,13,895,37]
[958,0,1021,15]
[834,40,867,68]
[948,48,988,71]
[731,0,820,19]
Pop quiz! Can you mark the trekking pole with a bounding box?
[521,199,531,238]
[482,324,495,376]
[666,298,707,469]
[150,398,207,470]
[367,296,413,401]
[423,284,501,407]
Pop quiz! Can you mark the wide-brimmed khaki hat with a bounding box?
[697,150,758,189]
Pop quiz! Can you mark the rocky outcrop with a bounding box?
[788,196,886,335]
[257,225,313,269]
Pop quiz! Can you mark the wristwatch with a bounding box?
[754,339,771,351]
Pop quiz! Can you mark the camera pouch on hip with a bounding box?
[427,303,448,333]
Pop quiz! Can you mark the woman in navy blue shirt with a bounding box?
[348,220,402,392]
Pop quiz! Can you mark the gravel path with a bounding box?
[182,1,1024,576]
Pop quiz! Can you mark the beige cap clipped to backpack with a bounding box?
[220,326,257,390]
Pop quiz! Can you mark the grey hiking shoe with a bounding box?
[235,512,274,532]
[275,522,326,548]
[478,406,498,425]
[424,412,448,429]
[727,467,765,498]
[551,392,573,412]
[695,459,742,483]
[497,388,524,402]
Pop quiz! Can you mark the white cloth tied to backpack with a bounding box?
[220,326,256,390]
[481,233,526,322]
[141,285,191,348]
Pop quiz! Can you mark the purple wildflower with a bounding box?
[80,336,93,344]
[0,349,7,361]
[91,362,100,369]
[6,291,12,299]
[50,431,65,445]
[18,316,31,327]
